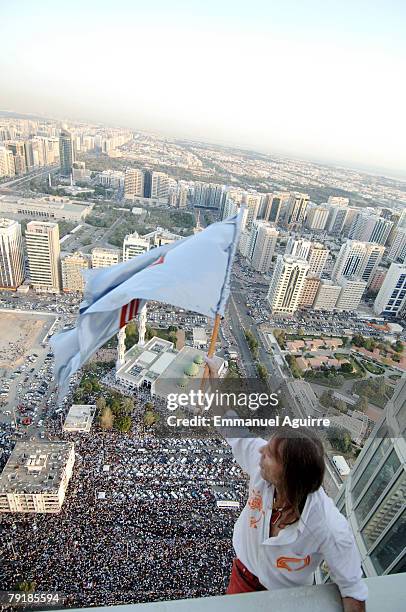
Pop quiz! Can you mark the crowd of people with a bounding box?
[1,412,249,608]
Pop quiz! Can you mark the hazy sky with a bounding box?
[1,0,405,175]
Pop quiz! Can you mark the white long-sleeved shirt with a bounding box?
[225,434,368,601]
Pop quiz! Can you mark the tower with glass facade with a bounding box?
[335,377,406,576]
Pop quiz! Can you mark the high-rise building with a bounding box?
[124,168,144,200]
[374,263,406,317]
[176,183,189,208]
[336,278,367,311]
[285,238,312,260]
[123,232,150,261]
[285,192,309,227]
[368,268,387,293]
[262,193,290,224]
[333,241,385,285]
[6,142,26,175]
[247,221,279,274]
[342,207,359,235]
[266,255,309,314]
[388,228,406,264]
[91,247,120,268]
[151,171,170,200]
[61,252,91,292]
[308,243,329,277]
[0,147,15,177]
[0,219,25,289]
[193,182,224,209]
[25,221,61,293]
[59,128,75,176]
[336,378,406,576]
[349,211,393,246]
[24,141,34,170]
[299,276,320,308]
[313,280,342,311]
[242,192,262,228]
[305,205,329,231]
[397,209,406,231]
[326,205,349,235]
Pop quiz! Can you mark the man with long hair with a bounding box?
[206,358,367,612]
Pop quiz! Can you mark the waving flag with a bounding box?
[51,211,243,396]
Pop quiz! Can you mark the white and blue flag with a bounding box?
[51,211,243,396]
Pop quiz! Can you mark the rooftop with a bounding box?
[0,441,74,494]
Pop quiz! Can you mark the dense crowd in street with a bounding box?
[1,421,248,607]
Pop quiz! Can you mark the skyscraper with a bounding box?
[242,192,262,229]
[124,168,144,200]
[285,238,312,260]
[151,172,170,200]
[0,219,25,289]
[59,128,75,176]
[348,211,393,246]
[285,192,309,227]
[305,205,329,231]
[335,278,367,311]
[374,263,406,317]
[0,147,15,177]
[25,221,61,293]
[333,241,385,285]
[247,221,279,274]
[388,228,406,264]
[307,243,329,277]
[61,252,91,292]
[337,378,406,576]
[266,255,309,314]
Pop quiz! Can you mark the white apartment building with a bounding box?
[247,221,279,274]
[348,211,393,246]
[333,240,385,285]
[308,243,329,276]
[388,228,406,264]
[326,205,349,235]
[98,170,125,190]
[61,252,91,292]
[313,281,342,311]
[285,238,312,260]
[151,171,170,200]
[336,278,367,311]
[123,232,150,261]
[267,255,309,314]
[285,192,309,227]
[305,205,329,231]
[238,229,251,257]
[242,192,262,228]
[91,247,120,268]
[263,192,290,224]
[0,146,15,177]
[124,168,144,199]
[0,441,75,514]
[374,263,406,317]
[0,218,25,289]
[25,221,61,293]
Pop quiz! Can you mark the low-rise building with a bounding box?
[63,404,96,433]
[0,441,75,514]
[0,195,93,222]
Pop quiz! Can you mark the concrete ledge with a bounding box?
[59,573,405,612]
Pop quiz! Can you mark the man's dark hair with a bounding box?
[273,428,325,515]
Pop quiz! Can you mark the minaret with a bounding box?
[48,173,52,188]
[138,304,147,346]
[116,326,126,370]
[193,210,203,234]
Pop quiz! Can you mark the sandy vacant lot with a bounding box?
[0,312,47,368]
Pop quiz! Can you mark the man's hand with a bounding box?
[342,597,366,612]
[204,355,220,378]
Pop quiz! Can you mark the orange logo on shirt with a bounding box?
[276,555,311,571]
[248,489,264,529]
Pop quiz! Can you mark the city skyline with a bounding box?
[1,0,406,178]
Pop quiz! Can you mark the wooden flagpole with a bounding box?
[201,313,222,387]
